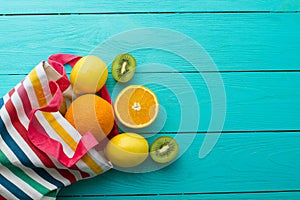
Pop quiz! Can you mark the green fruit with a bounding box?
[112,54,136,83]
[150,136,179,163]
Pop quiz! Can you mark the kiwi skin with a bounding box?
[112,54,136,83]
[150,136,179,164]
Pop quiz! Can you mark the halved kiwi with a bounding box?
[112,53,136,83]
[150,136,179,163]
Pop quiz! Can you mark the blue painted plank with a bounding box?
[0,0,300,14]
[0,0,299,14]
[0,14,299,74]
[0,72,299,132]
[106,72,300,133]
[58,132,300,196]
[58,191,300,200]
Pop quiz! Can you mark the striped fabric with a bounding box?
[0,62,112,199]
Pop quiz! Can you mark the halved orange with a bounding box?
[114,85,159,128]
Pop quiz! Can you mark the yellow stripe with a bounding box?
[29,70,48,107]
[29,69,103,174]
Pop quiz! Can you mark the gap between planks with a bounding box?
[4,70,300,76]
[145,130,300,134]
[0,11,299,17]
[58,189,300,198]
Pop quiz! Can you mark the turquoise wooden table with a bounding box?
[1,1,300,199]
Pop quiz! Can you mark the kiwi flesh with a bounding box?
[150,136,179,163]
[112,54,136,83]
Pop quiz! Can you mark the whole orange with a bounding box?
[65,94,114,142]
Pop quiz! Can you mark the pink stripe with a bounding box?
[7,86,78,183]
[27,81,99,168]
[8,88,15,97]
[16,81,90,179]
[17,80,32,118]
[5,93,77,185]
[48,54,82,92]
[48,53,119,150]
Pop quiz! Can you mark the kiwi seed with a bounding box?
[112,53,136,83]
[150,136,179,164]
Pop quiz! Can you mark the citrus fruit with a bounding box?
[114,85,159,129]
[65,94,114,142]
[104,133,149,167]
[70,55,108,94]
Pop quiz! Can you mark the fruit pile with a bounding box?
[61,54,179,168]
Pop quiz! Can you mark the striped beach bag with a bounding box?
[0,54,118,199]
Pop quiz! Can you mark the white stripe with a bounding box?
[34,64,97,175]
[0,101,71,187]
[23,74,40,109]
[48,155,83,181]
[0,137,57,191]
[24,69,87,179]
[48,155,82,182]
[1,107,70,185]
[55,113,112,176]
[22,76,74,185]
[0,164,43,199]
[0,184,19,200]
[37,63,112,174]
[2,81,21,103]
[86,149,113,173]
[0,65,81,182]
[35,111,95,176]
[0,108,45,167]
[9,84,81,180]
[35,62,53,104]
[23,76,78,174]
[41,195,57,200]
[13,82,22,94]
[10,89,30,128]
[3,93,9,103]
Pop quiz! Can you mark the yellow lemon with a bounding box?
[104,133,149,168]
[70,55,108,94]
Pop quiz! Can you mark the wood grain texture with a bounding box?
[1,1,299,199]
[0,0,299,14]
[0,13,299,74]
[0,72,299,132]
[58,192,300,200]
[58,133,300,197]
